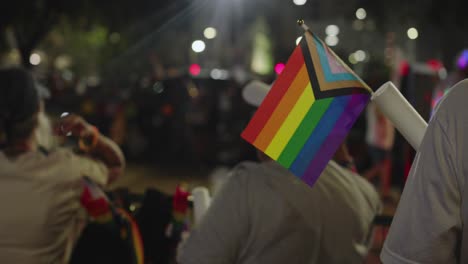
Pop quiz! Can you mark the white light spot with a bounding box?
[356,8,367,20]
[192,40,206,53]
[210,69,229,80]
[29,53,41,65]
[325,25,340,36]
[203,27,217,39]
[354,50,366,62]
[211,69,222,79]
[325,35,339,46]
[407,27,418,40]
[293,0,307,6]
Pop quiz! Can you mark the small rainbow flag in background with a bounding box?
[241,30,372,187]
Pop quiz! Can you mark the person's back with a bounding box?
[178,159,381,264]
[0,149,105,263]
[381,79,468,263]
[0,68,124,263]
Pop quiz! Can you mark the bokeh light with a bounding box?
[457,50,468,70]
[210,69,229,80]
[293,0,307,6]
[356,8,367,20]
[407,28,419,40]
[274,63,285,74]
[354,50,366,62]
[29,53,41,65]
[325,35,339,46]
[325,25,340,36]
[348,54,358,64]
[189,64,201,76]
[191,40,206,53]
[203,27,217,39]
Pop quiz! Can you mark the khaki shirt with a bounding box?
[178,160,381,264]
[0,148,108,264]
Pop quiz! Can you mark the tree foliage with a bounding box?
[0,0,183,68]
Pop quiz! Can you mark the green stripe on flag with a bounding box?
[277,97,334,168]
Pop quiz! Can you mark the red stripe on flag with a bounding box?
[241,46,305,143]
[253,65,309,151]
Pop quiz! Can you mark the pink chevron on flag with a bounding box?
[326,48,348,74]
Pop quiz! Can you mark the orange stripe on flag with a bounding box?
[253,64,310,151]
[241,46,304,143]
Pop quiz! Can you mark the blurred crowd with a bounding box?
[2,38,468,263]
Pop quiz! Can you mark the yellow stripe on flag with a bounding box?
[265,83,315,159]
[253,65,309,151]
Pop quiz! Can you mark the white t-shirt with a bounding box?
[178,160,381,264]
[381,79,468,263]
[0,148,108,264]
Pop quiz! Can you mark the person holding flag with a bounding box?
[178,21,384,263]
[177,77,381,263]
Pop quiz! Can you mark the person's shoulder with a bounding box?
[10,148,82,183]
[448,78,468,96]
[437,79,468,112]
[232,160,261,170]
[229,161,275,186]
[47,147,76,161]
[230,161,262,180]
[41,147,86,173]
[324,161,382,212]
[432,79,468,129]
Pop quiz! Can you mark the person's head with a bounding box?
[0,68,40,148]
[242,80,273,162]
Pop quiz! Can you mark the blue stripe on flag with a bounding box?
[289,95,351,177]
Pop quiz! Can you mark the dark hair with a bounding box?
[0,68,40,147]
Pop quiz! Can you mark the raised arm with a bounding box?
[58,114,125,182]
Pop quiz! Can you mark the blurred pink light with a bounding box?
[274,63,285,74]
[189,64,201,76]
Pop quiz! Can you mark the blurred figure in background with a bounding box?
[177,81,381,264]
[364,101,395,198]
[0,68,125,263]
[34,83,57,151]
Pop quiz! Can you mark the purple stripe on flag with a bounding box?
[301,93,370,186]
[290,95,350,177]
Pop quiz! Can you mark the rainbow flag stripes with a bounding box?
[241,31,372,187]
